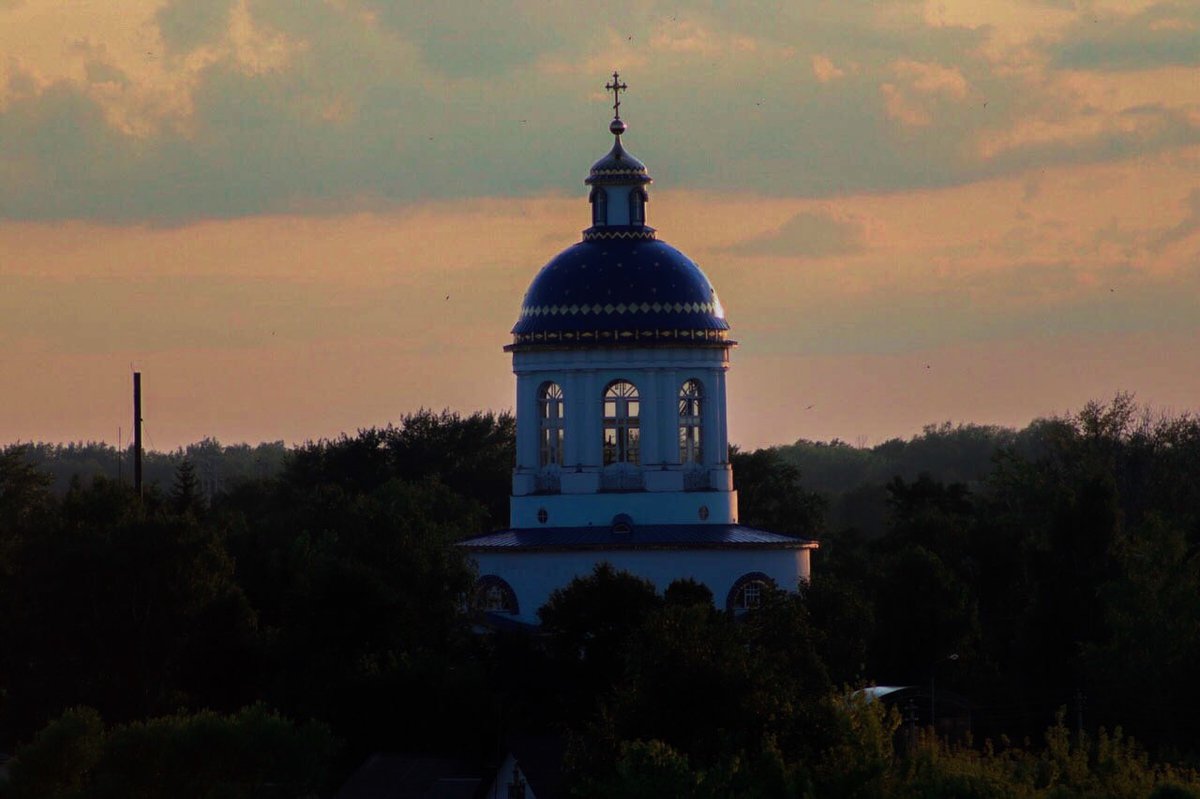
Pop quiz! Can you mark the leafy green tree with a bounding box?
[284,410,515,530]
[1085,515,1200,748]
[0,446,53,537]
[221,475,483,756]
[0,480,256,737]
[169,458,204,515]
[3,705,336,799]
[574,739,698,799]
[384,409,515,529]
[571,737,808,799]
[663,577,714,608]
[802,573,874,686]
[866,544,979,684]
[538,564,662,719]
[11,439,289,497]
[732,447,826,536]
[737,590,835,751]
[0,448,53,714]
[1,706,103,799]
[604,602,754,763]
[885,473,974,561]
[810,692,901,799]
[574,586,832,780]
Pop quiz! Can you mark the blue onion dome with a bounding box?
[509,86,732,350]
[509,238,731,348]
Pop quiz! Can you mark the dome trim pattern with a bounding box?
[582,227,656,241]
[508,327,732,349]
[520,300,723,318]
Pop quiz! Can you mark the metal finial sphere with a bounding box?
[610,118,627,136]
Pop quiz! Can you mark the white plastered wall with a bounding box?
[510,345,737,527]
[472,546,812,625]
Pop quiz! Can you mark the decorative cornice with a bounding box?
[462,540,811,552]
[585,171,653,187]
[509,327,733,347]
[582,227,656,241]
[589,166,648,176]
[458,523,817,551]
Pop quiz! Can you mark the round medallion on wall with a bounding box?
[537,508,549,524]
[698,505,710,521]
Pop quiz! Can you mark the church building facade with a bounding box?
[459,76,817,624]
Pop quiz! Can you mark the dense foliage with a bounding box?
[1,397,1199,797]
[10,439,289,498]
[3,705,335,799]
[0,411,509,795]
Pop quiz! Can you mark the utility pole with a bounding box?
[133,372,143,498]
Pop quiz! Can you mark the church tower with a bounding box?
[460,75,816,624]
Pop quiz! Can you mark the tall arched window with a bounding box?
[629,187,647,226]
[538,382,564,467]
[602,380,640,465]
[679,379,704,464]
[726,572,775,613]
[590,187,608,226]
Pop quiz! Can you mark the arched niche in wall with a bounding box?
[472,575,520,615]
[726,572,775,613]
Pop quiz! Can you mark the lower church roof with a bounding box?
[458,524,817,552]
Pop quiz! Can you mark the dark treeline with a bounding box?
[12,439,289,498]
[787,394,1200,755]
[0,411,510,797]
[0,397,1198,797]
[752,399,1200,761]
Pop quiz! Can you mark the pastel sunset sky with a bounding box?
[1,0,1198,450]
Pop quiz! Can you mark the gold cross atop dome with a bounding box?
[605,72,628,120]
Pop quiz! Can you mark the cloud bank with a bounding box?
[0,0,1196,222]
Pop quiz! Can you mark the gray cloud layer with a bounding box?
[1053,2,1200,71]
[0,0,1197,222]
[723,211,865,258]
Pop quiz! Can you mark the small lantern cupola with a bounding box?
[585,72,652,236]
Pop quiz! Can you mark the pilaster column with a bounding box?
[660,369,678,465]
[713,367,729,465]
[640,369,659,466]
[515,373,540,470]
[583,371,603,467]
[564,371,583,467]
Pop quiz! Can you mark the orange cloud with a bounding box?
[3,142,1198,448]
[811,54,846,83]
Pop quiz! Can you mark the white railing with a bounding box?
[683,468,710,491]
[534,471,561,493]
[601,467,645,491]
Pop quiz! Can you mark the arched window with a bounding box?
[590,187,608,226]
[727,572,775,613]
[678,379,704,464]
[629,188,647,226]
[473,575,519,615]
[538,382,564,467]
[602,380,640,465]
